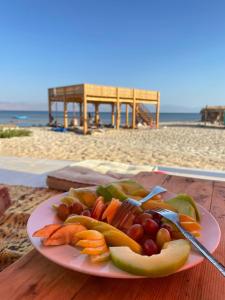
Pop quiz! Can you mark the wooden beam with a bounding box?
[156,92,160,129]
[63,97,68,128]
[205,105,208,126]
[111,103,115,126]
[132,89,136,129]
[83,88,88,134]
[79,103,83,126]
[116,88,120,129]
[94,103,99,126]
[125,104,129,127]
[48,89,52,124]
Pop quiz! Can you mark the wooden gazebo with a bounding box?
[200,106,225,125]
[48,83,160,134]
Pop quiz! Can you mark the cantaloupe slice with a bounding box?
[43,224,86,246]
[102,198,121,223]
[32,224,61,238]
[180,221,201,232]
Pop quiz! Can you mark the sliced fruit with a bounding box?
[32,224,61,238]
[69,188,97,208]
[91,251,110,263]
[57,204,70,221]
[66,215,99,227]
[43,224,86,246]
[172,230,200,239]
[76,239,105,248]
[96,180,148,202]
[101,198,121,223]
[66,215,142,254]
[162,219,201,238]
[97,183,127,202]
[91,197,105,220]
[60,196,78,206]
[103,230,142,253]
[142,200,177,212]
[165,194,200,221]
[180,221,201,232]
[75,229,103,240]
[81,245,108,255]
[110,239,191,277]
[179,214,196,223]
[118,180,148,197]
[156,228,171,249]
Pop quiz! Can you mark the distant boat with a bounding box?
[13,115,28,120]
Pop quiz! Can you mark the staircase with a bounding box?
[130,103,154,126]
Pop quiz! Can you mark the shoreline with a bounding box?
[1,124,225,171]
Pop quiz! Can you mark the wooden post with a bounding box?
[125,104,129,127]
[111,103,115,126]
[156,92,160,129]
[79,102,83,126]
[95,103,99,126]
[132,89,136,129]
[83,87,88,134]
[63,98,68,128]
[48,89,52,124]
[204,105,208,126]
[116,88,120,129]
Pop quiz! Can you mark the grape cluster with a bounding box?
[126,211,172,256]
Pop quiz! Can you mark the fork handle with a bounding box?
[175,223,225,277]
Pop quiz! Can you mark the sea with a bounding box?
[0,111,201,127]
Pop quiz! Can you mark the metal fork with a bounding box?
[111,185,167,229]
[148,208,225,277]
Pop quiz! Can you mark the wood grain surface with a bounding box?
[0,174,224,300]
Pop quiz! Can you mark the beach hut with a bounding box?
[200,106,225,125]
[48,83,160,134]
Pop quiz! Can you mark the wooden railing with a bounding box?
[129,103,154,126]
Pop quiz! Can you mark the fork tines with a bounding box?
[111,200,138,229]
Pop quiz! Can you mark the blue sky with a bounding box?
[1,0,225,112]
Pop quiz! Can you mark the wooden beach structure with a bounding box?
[48,83,160,134]
[200,106,225,125]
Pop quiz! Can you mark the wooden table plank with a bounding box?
[134,172,167,190]
[162,175,214,210]
[0,250,89,300]
[0,174,224,300]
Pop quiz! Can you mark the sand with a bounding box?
[0,124,225,171]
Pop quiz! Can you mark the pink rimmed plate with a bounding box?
[27,193,221,278]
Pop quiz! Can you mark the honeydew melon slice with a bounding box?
[110,239,190,277]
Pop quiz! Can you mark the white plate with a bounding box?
[27,193,221,278]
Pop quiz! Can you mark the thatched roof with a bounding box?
[200,106,225,113]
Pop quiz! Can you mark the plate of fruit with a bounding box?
[27,180,221,278]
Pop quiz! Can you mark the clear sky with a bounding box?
[1,0,225,112]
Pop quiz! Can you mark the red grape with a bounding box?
[126,224,144,241]
[143,239,158,256]
[57,204,70,221]
[81,209,91,217]
[143,218,159,235]
[161,223,173,235]
[140,213,153,224]
[133,214,142,225]
[70,202,83,215]
[151,212,162,222]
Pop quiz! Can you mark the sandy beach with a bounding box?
[0,124,225,171]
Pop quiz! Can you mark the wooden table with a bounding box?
[0,174,224,300]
